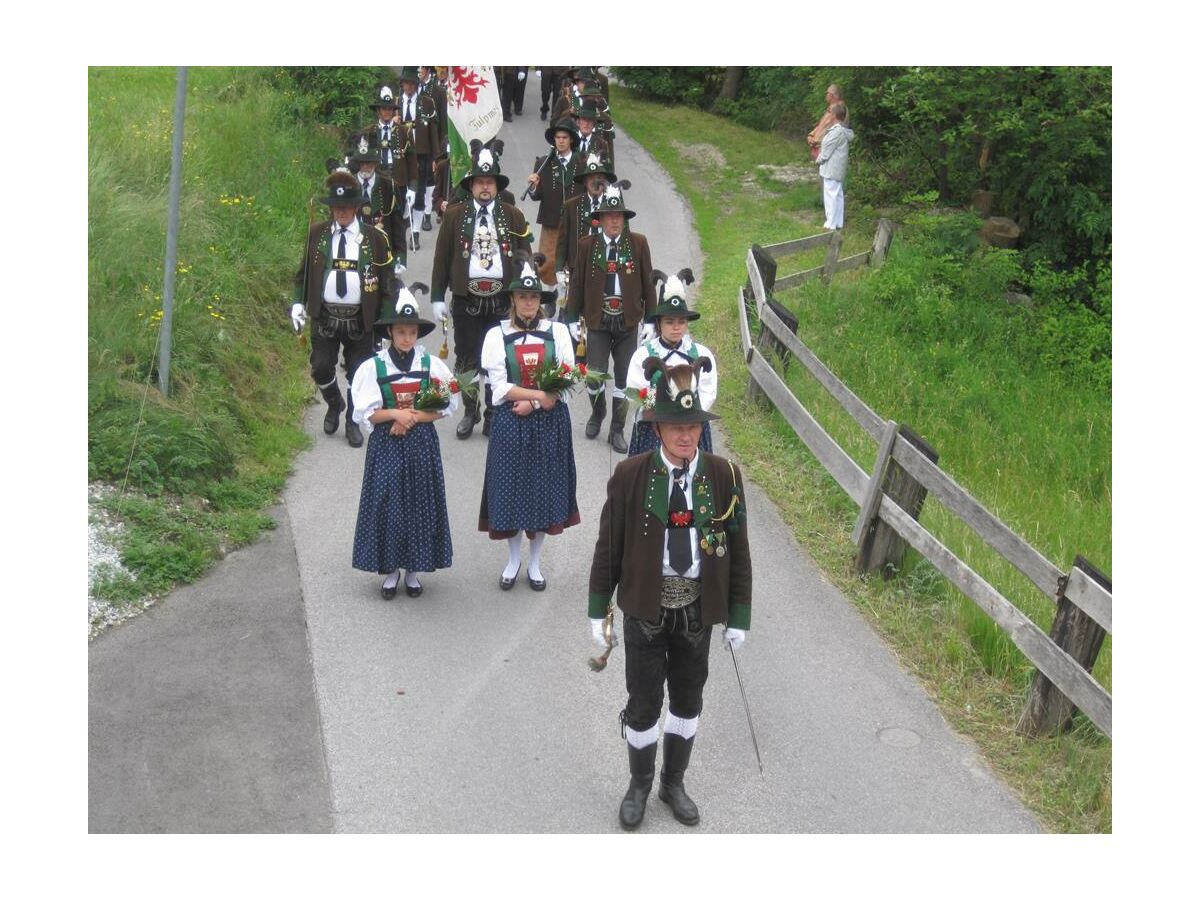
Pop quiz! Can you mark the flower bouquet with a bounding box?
[412,376,460,412]
[525,359,612,395]
[624,385,655,410]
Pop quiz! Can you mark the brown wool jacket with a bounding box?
[293,220,394,326]
[430,200,532,303]
[528,152,583,228]
[555,191,603,272]
[565,230,654,330]
[588,451,752,629]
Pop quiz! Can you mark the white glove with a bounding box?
[393,262,406,277]
[405,188,416,210]
[568,321,582,342]
[590,618,609,651]
[536,70,542,78]
[517,71,526,81]
[639,322,657,343]
[290,303,307,331]
[431,300,448,322]
[723,627,746,652]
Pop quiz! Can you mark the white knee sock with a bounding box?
[382,569,401,591]
[404,570,421,588]
[528,532,547,580]
[626,723,658,750]
[664,711,699,740]
[503,535,523,579]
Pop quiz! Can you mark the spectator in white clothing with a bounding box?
[816,103,854,230]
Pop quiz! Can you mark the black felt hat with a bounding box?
[640,358,718,424]
[370,84,400,110]
[375,284,436,338]
[544,118,581,148]
[502,254,557,304]
[649,269,699,320]
[458,145,510,193]
[318,170,366,207]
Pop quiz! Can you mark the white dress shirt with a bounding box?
[481,320,575,405]
[350,347,459,431]
[322,218,363,305]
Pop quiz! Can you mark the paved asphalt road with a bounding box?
[89,84,1040,834]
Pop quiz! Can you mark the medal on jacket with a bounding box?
[474,228,497,270]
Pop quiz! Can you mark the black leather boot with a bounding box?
[345,389,363,447]
[658,733,700,825]
[619,742,658,831]
[481,384,494,437]
[584,391,606,439]
[456,393,480,439]
[608,397,629,454]
[320,383,345,435]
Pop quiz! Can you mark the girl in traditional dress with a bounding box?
[351,288,458,599]
[479,256,581,591]
[625,270,718,456]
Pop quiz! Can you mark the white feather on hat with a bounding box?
[519,260,538,281]
[395,287,418,315]
[379,86,394,103]
[662,275,688,304]
[477,149,496,171]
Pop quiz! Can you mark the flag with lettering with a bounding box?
[446,66,503,186]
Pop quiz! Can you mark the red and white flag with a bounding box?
[446,66,503,147]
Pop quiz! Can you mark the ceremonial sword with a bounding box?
[728,641,764,777]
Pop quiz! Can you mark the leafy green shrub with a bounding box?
[270,66,397,130]
[609,67,723,106]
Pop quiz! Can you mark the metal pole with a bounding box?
[158,66,188,396]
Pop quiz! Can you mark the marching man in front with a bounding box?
[587,359,752,830]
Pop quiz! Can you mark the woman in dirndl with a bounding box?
[625,270,718,456]
[479,255,581,591]
[351,288,458,599]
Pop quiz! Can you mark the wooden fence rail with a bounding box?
[737,223,1112,738]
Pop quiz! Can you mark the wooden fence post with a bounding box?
[1017,555,1111,737]
[759,298,799,373]
[750,244,777,296]
[854,424,939,577]
[821,230,843,284]
[744,287,767,405]
[870,218,895,268]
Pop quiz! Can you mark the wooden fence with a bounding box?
[739,225,1112,739]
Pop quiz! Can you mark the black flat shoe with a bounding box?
[421,217,432,231]
[405,577,423,597]
[381,583,398,600]
[528,573,547,592]
[499,564,521,591]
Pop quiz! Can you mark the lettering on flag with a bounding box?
[447,66,503,146]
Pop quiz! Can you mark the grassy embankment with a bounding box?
[609,85,1111,832]
[88,68,340,609]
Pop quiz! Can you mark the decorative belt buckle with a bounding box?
[602,296,623,314]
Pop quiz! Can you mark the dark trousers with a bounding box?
[309,315,374,387]
[623,600,712,732]
[450,294,509,374]
[585,319,637,389]
[540,72,561,115]
[512,67,527,112]
[413,154,434,211]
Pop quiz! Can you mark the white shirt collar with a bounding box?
[332,218,361,237]
[659,447,698,482]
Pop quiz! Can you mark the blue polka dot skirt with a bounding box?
[478,401,581,539]
[352,421,453,573]
[627,420,713,456]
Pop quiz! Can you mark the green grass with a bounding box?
[610,84,1111,832]
[89,67,342,604]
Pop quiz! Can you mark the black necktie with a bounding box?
[478,204,490,230]
[336,228,348,298]
[362,178,370,200]
[405,98,413,122]
[605,241,618,296]
[668,467,692,575]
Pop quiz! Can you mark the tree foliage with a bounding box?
[614,66,1111,278]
